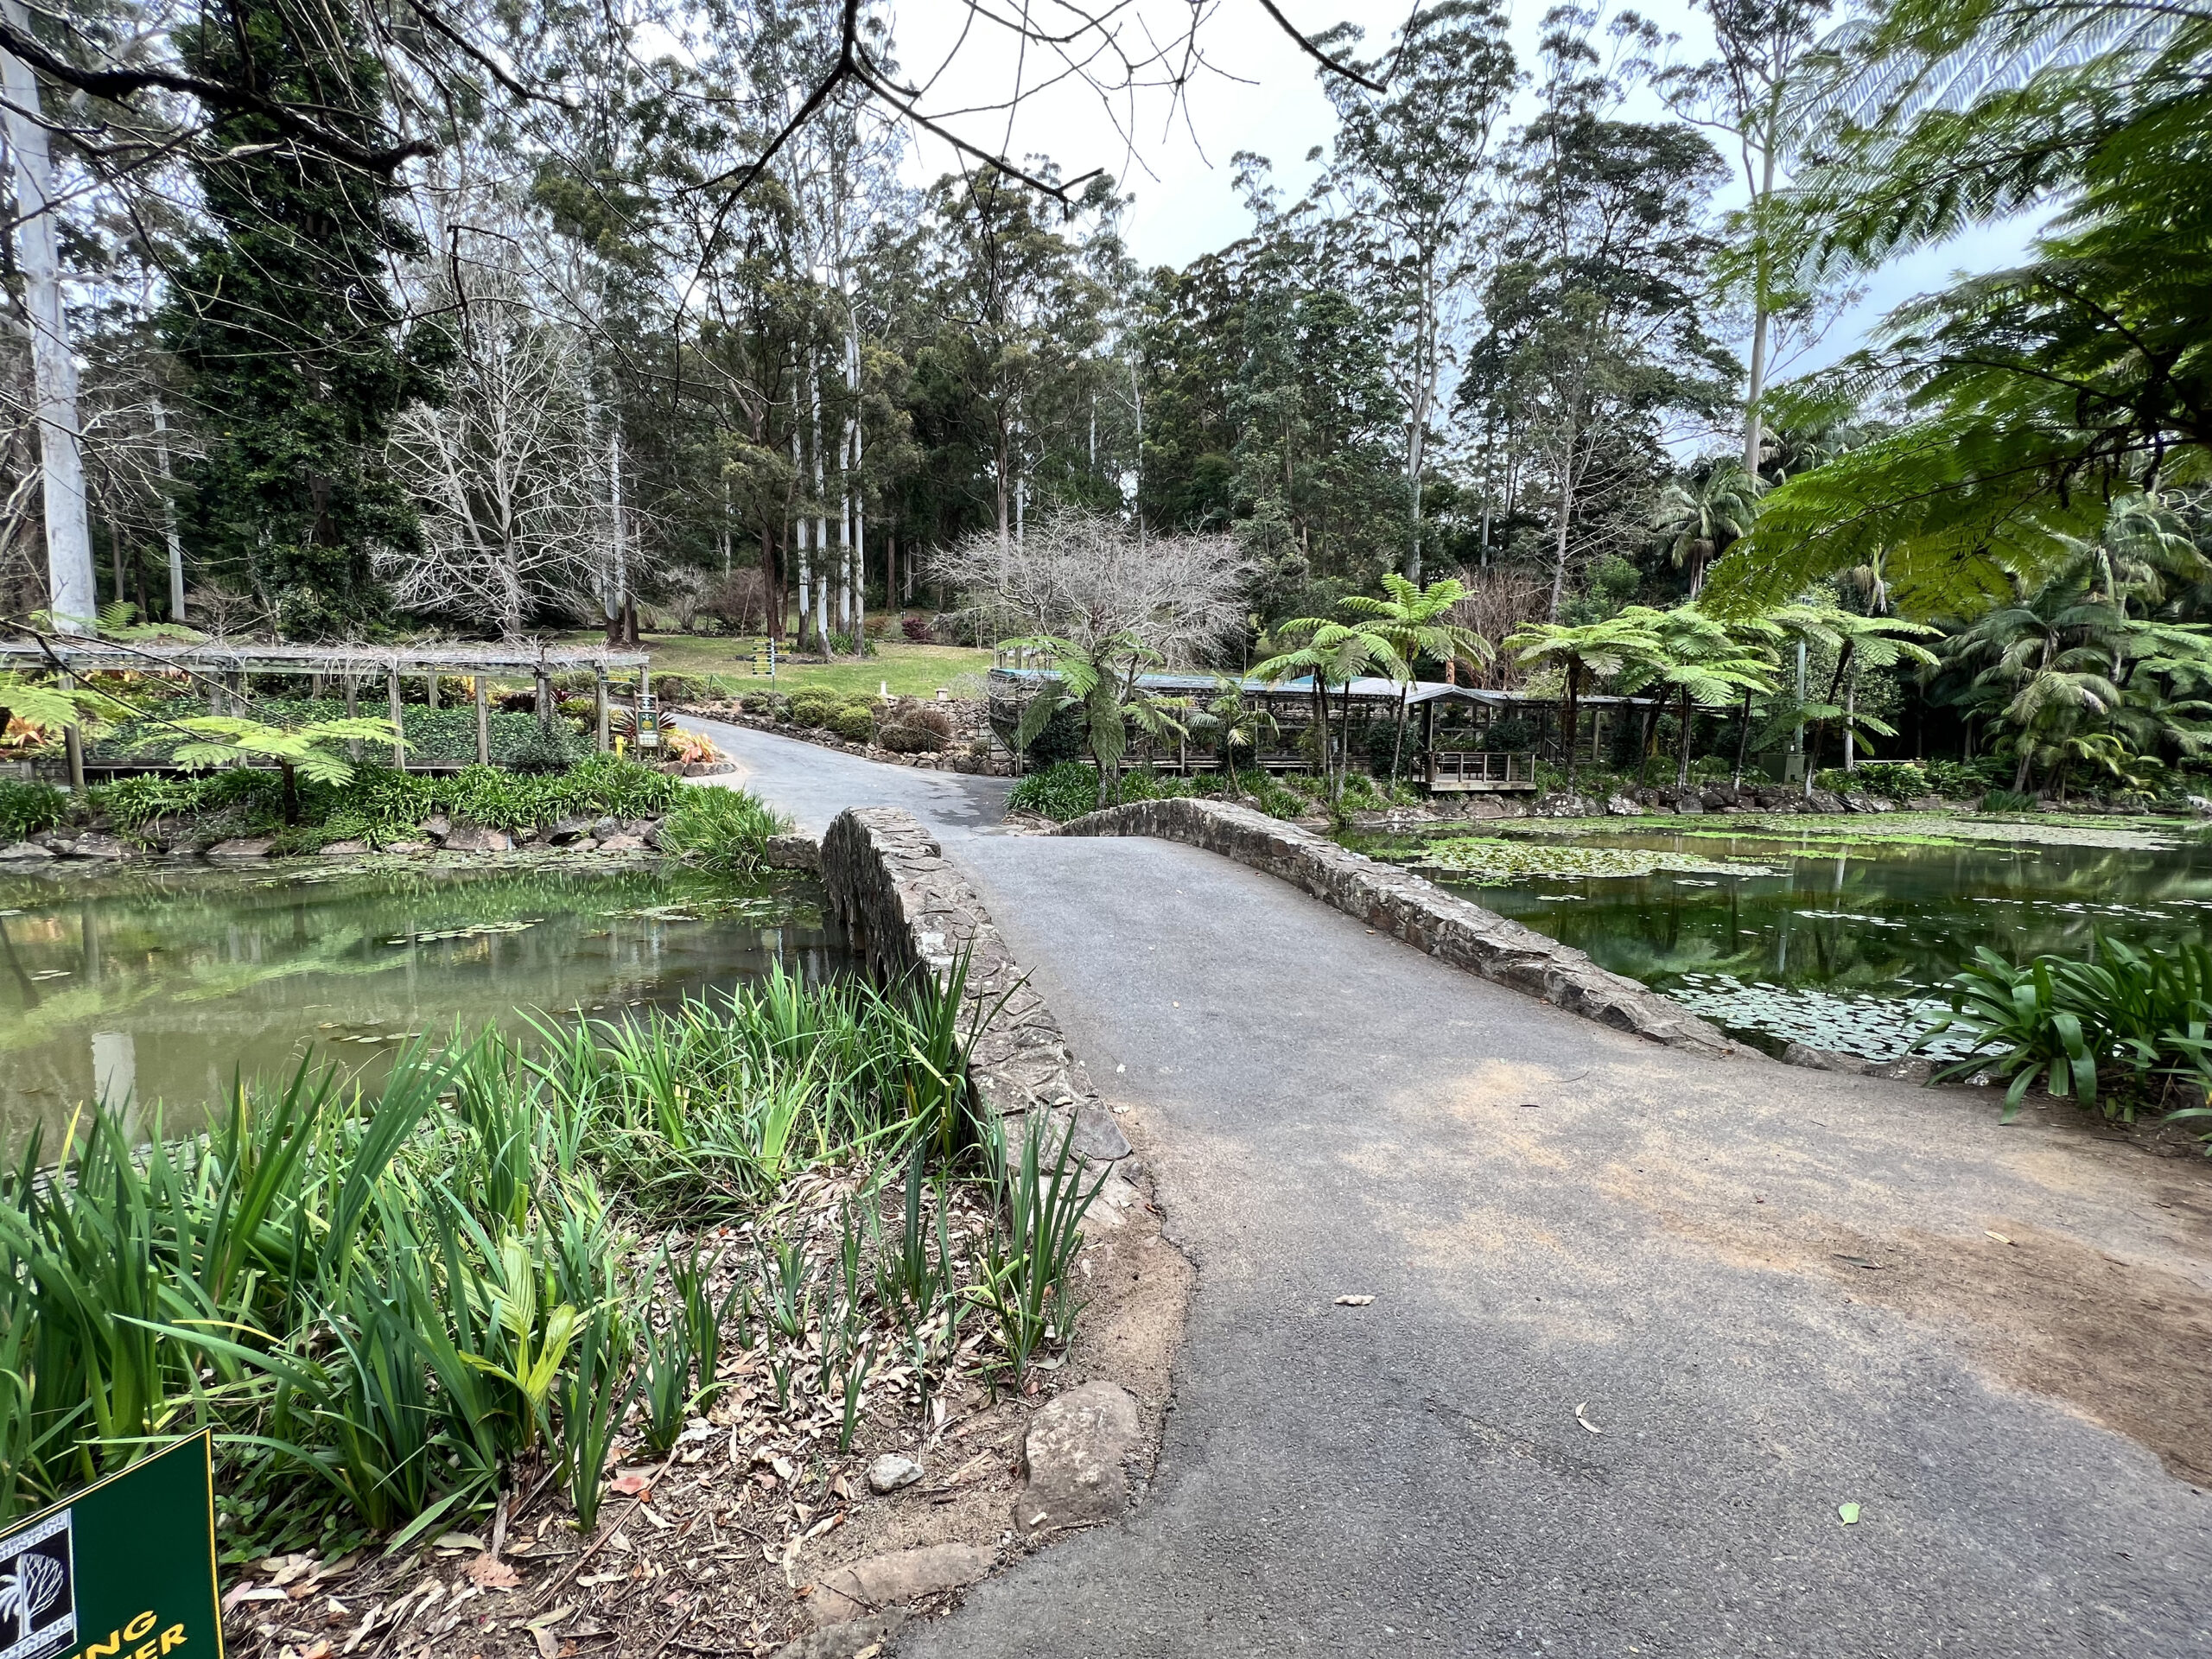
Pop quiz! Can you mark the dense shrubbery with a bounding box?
[1815,761,1930,801]
[877,701,954,753]
[656,785,789,874]
[1919,938,2212,1142]
[90,699,576,767]
[0,779,67,841]
[1006,761,1337,823]
[88,753,686,846]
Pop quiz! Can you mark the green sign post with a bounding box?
[0,1433,224,1659]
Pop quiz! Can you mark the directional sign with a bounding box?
[0,1433,223,1659]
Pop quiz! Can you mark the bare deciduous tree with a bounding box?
[385,259,602,637]
[930,509,1251,664]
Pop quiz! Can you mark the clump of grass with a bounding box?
[0,779,68,841]
[657,785,790,874]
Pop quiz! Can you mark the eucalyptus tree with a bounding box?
[1318,0,1518,584]
[918,167,1123,569]
[1462,7,1737,620]
[1643,0,1840,474]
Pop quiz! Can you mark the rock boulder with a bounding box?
[804,1543,994,1628]
[442,826,512,853]
[1012,1381,1141,1540]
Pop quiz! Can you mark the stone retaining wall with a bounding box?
[1057,796,1742,1057]
[817,806,1134,1164]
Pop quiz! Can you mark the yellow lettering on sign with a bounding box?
[86,1631,124,1657]
[161,1627,188,1654]
[124,1612,157,1642]
[131,1643,158,1659]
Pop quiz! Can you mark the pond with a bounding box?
[1347,813,2212,1060]
[0,854,849,1152]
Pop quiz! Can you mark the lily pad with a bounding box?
[1409,836,1776,885]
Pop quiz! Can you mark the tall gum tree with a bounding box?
[1319,0,1518,587]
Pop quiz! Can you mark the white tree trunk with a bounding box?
[2,3,95,635]
[792,429,810,637]
[607,429,627,641]
[151,395,186,620]
[809,355,829,652]
[852,373,865,644]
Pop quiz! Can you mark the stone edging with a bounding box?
[817,807,1136,1162]
[1056,796,1745,1057]
[769,805,1183,1652]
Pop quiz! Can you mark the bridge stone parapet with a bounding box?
[818,806,1135,1165]
[1058,796,1745,1058]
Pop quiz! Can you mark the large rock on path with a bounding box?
[1012,1381,1141,1541]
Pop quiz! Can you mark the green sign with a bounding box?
[0,1433,224,1659]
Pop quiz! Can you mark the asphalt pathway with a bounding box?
[693,719,2212,1657]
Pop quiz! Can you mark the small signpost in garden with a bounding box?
[752,636,777,681]
[0,1432,224,1659]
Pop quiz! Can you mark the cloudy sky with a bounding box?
[890,0,2038,384]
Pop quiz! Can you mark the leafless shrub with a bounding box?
[706,567,770,634]
[928,510,1252,664]
[1447,566,1549,687]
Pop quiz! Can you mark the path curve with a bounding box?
[695,719,2212,1657]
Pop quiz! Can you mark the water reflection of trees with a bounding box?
[0,863,842,1156]
[1472,834,2212,997]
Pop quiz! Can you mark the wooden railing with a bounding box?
[1427,750,1538,791]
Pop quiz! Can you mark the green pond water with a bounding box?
[1348,814,2212,1059]
[0,855,847,1152]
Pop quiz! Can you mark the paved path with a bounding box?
[696,721,2212,1657]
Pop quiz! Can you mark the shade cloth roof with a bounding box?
[987,667,1638,706]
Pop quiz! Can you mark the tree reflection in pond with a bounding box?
[0,858,847,1152]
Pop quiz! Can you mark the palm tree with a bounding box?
[1255,619,1404,804]
[1337,575,1495,783]
[1650,460,1762,595]
[1005,631,1191,806]
[1620,607,1778,787]
[1821,613,1942,778]
[1500,613,1667,788]
[1191,672,1281,803]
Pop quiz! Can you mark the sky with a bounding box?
[887,0,2041,383]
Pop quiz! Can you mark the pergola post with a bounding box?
[425,671,438,709]
[60,670,83,793]
[344,674,360,761]
[386,670,404,768]
[474,675,490,765]
[594,665,609,753]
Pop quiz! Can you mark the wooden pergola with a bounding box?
[1,639,654,787]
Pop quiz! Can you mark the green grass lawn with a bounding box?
[551,632,994,700]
